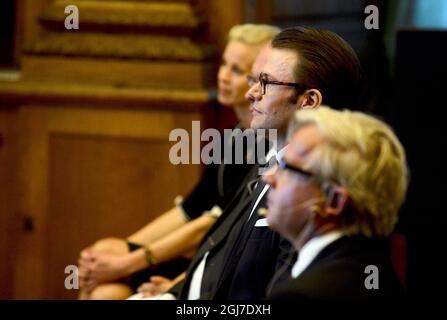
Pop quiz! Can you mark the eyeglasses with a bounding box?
[247,72,305,95]
[277,160,344,202]
[277,159,314,180]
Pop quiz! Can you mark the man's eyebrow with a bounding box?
[260,71,275,80]
[247,69,261,76]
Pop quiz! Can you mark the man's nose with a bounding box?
[245,83,261,102]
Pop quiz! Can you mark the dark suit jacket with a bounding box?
[268,235,405,301]
[212,185,293,300]
[170,165,293,300]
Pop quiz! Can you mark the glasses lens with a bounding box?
[247,75,259,87]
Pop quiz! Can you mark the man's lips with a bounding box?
[250,105,263,114]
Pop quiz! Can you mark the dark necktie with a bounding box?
[265,249,297,296]
[225,155,278,261]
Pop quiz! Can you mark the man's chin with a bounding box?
[266,215,278,231]
[249,118,265,130]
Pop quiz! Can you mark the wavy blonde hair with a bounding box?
[228,24,281,47]
[288,106,409,238]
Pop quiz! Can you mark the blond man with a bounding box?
[264,106,408,300]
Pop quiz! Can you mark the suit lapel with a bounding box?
[214,173,271,292]
[181,167,259,296]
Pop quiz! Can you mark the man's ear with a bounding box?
[323,185,349,217]
[298,89,322,110]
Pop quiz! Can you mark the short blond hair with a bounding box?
[288,106,409,238]
[228,24,280,47]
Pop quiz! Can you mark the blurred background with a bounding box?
[0,0,445,299]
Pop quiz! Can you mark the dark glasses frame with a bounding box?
[247,72,306,95]
[277,159,314,179]
[277,159,349,207]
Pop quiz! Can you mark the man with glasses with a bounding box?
[167,26,362,300]
[264,106,407,301]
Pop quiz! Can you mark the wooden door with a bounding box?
[0,107,20,300]
[12,105,201,299]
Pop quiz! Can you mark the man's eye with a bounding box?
[260,74,270,82]
[247,75,257,83]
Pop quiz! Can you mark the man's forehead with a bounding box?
[251,44,272,72]
[253,47,297,80]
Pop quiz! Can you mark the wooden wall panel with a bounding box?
[197,0,245,53]
[46,134,195,299]
[21,56,214,89]
[0,108,20,300]
[15,0,53,62]
[12,106,201,299]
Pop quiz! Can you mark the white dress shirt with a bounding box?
[291,230,344,279]
[187,252,209,299]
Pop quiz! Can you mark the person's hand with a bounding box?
[78,251,132,292]
[137,276,174,298]
[78,247,95,290]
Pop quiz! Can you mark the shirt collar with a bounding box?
[265,145,288,163]
[291,230,344,279]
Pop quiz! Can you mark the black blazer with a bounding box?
[170,166,258,299]
[268,235,405,301]
[171,165,293,300]
[212,185,293,300]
